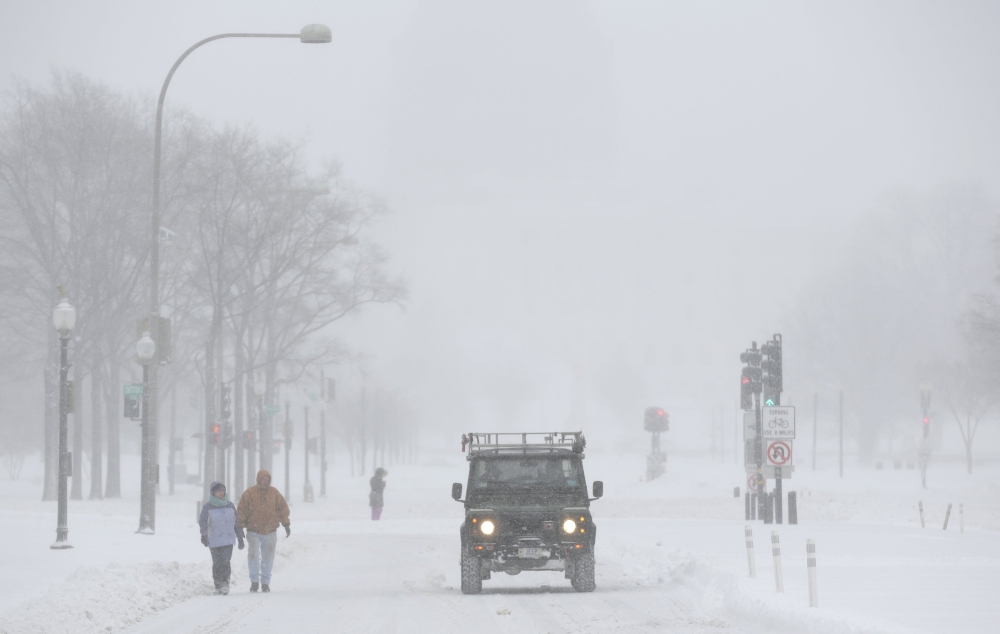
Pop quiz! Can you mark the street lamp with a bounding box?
[147,23,331,517]
[51,295,75,549]
[136,330,156,534]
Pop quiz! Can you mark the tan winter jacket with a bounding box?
[237,470,290,535]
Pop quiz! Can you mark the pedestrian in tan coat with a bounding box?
[237,470,290,592]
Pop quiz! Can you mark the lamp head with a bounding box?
[300,24,331,44]
[52,296,76,334]
[136,331,156,364]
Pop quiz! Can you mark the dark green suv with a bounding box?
[451,432,603,594]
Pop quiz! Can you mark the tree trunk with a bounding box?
[233,331,245,496]
[104,357,121,498]
[168,380,176,495]
[89,358,103,499]
[71,363,83,500]
[202,307,220,502]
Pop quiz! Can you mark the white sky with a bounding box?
[4,1,1000,438]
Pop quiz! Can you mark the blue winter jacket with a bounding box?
[199,499,243,548]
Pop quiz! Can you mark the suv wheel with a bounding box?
[570,552,596,592]
[461,549,483,594]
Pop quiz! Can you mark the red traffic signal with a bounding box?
[657,408,664,416]
[923,417,929,425]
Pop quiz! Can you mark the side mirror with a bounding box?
[592,480,603,499]
[451,482,463,500]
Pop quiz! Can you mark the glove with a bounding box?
[238,539,245,550]
[284,525,291,538]
[200,534,209,547]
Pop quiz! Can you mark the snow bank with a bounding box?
[0,561,211,634]
[607,538,918,634]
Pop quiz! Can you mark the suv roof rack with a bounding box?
[462,431,586,457]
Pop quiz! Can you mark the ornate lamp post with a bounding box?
[135,330,156,534]
[51,295,76,549]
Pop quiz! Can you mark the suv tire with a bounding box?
[461,549,483,594]
[570,552,596,592]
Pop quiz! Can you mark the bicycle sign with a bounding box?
[762,406,796,439]
[766,440,792,466]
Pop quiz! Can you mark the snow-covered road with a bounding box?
[123,527,732,634]
[2,451,999,633]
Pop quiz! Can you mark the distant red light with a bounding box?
[923,417,929,424]
[742,377,750,384]
[657,409,664,416]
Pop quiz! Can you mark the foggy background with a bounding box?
[3,0,1000,461]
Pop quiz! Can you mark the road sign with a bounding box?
[743,412,756,440]
[766,440,792,466]
[265,405,281,416]
[762,406,795,439]
[123,384,143,396]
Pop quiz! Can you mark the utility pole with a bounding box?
[320,408,327,497]
[303,405,314,502]
[920,388,931,489]
[838,390,844,478]
[284,400,291,500]
[812,393,818,471]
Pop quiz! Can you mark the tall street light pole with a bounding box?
[147,24,332,521]
[136,330,156,533]
[51,295,76,549]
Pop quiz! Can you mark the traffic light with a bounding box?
[761,335,782,407]
[222,422,233,448]
[212,423,221,447]
[219,384,232,421]
[644,407,669,432]
[741,370,752,410]
[740,342,763,409]
[244,429,255,450]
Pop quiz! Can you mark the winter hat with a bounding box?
[210,482,226,495]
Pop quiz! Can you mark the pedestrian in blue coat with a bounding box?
[199,482,245,594]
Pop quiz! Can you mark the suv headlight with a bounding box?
[480,520,495,535]
[562,519,577,534]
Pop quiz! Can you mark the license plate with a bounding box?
[517,547,544,559]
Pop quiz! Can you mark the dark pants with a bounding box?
[210,545,233,588]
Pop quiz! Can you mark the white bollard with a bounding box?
[807,538,818,607]
[960,503,964,533]
[771,531,783,593]
[919,501,925,528]
[745,525,756,578]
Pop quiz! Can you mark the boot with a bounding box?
[262,583,270,593]
[221,583,229,595]
[250,582,259,593]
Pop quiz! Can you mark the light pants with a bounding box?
[246,530,278,584]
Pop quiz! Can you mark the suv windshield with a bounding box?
[471,456,582,491]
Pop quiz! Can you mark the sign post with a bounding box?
[762,406,795,524]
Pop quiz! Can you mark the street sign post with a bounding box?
[762,406,796,439]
